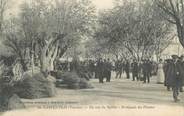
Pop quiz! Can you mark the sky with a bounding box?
[92,0,113,9]
[6,0,114,17]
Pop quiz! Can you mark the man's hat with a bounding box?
[178,55,184,60]
[171,55,178,59]
[165,59,170,62]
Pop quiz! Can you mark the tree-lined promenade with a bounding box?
[0,0,183,74]
[0,0,184,112]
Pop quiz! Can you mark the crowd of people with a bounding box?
[55,57,157,84]
[93,58,157,84]
[55,55,184,102]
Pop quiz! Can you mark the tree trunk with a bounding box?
[40,43,59,73]
[176,24,184,48]
[39,34,67,74]
[18,52,27,72]
[20,59,27,72]
[40,47,49,74]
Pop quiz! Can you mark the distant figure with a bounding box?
[96,58,104,83]
[142,59,152,83]
[131,59,139,81]
[106,58,112,82]
[103,59,108,81]
[157,59,165,84]
[124,61,130,79]
[115,59,123,78]
[88,60,95,78]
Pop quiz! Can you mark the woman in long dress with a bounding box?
[157,59,165,84]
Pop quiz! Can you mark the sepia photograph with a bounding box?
[0,0,184,116]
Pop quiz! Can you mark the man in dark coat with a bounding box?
[103,59,108,81]
[163,59,172,91]
[96,58,104,83]
[88,60,95,78]
[115,60,123,79]
[124,60,130,79]
[114,60,119,78]
[178,55,184,92]
[142,59,152,83]
[106,58,112,82]
[167,55,183,102]
[131,59,139,81]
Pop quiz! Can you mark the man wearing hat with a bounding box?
[163,59,172,91]
[96,58,104,83]
[106,58,112,82]
[178,55,184,92]
[142,59,152,83]
[131,59,139,81]
[167,55,183,102]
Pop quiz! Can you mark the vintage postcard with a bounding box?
[0,0,184,116]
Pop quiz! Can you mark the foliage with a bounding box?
[61,72,93,89]
[155,0,184,48]
[3,0,97,72]
[93,0,173,60]
[14,72,57,99]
